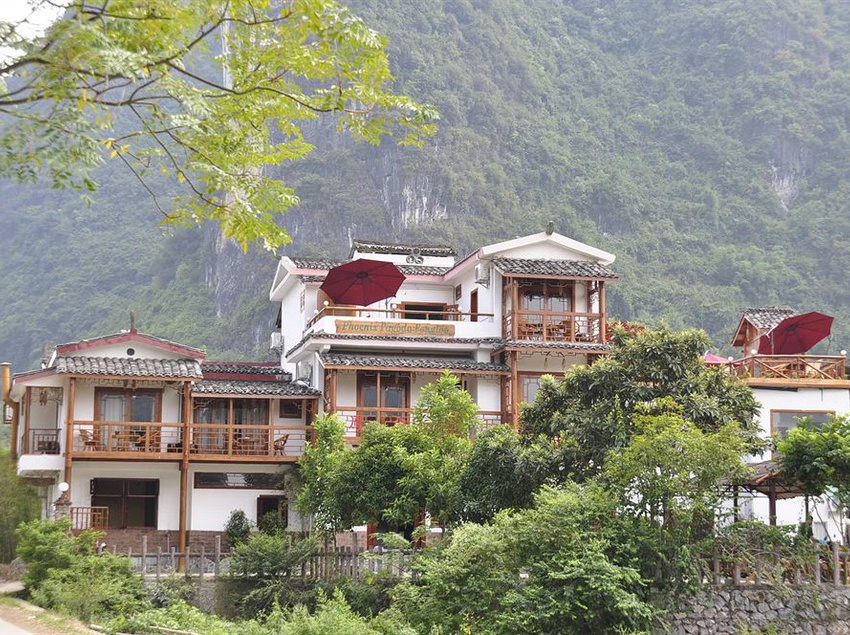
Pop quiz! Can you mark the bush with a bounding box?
[15,517,100,590]
[31,552,150,621]
[226,510,252,548]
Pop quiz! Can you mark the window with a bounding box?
[771,410,832,439]
[357,372,410,423]
[193,398,269,452]
[519,281,574,312]
[91,478,158,529]
[401,302,446,320]
[95,388,161,423]
[257,495,288,529]
[280,400,303,418]
[194,472,278,489]
[520,375,543,404]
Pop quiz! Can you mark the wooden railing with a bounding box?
[70,506,109,531]
[335,408,504,438]
[704,543,850,586]
[729,355,846,381]
[26,429,61,454]
[188,424,311,458]
[505,311,603,343]
[307,305,494,328]
[72,421,312,459]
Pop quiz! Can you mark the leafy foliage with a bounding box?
[456,425,558,523]
[394,484,656,635]
[30,551,150,621]
[298,375,474,531]
[777,414,850,502]
[225,509,253,548]
[0,0,435,249]
[521,326,762,480]
[0,446,40,563]
[15,517,100,590]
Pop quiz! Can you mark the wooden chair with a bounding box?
[135,428,161,452]
[80,428,101,451]
[273,435,290,456]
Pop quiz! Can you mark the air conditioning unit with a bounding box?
[295,361,313,384]
[474,263,491,287]
[270,332,283,351]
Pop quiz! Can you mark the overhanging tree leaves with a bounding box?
[0,0,436,249]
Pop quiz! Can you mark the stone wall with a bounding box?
[662,585,850,635]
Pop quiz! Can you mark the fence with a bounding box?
[121,536,413,581]
[704,543,850,586]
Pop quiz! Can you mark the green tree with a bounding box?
[297,374,474,533]
[0,0,436,249]
[0,446,40,562]
[394,484,656,635]
[456,425,558,523]
[15,517,106,592]
[777,415,850,503]
[521,326,762,481]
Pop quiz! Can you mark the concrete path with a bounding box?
[0,614,34,634]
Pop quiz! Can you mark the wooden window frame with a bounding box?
[94,387,162,422]
[770,409,833,439]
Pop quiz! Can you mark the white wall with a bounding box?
[71,462,182,531]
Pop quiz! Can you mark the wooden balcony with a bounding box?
[70,506,109,532]
[505,311,603,344]
[728,355,848,385]
[307,305,494,328]
[334,408,504,439]
[23,429,61,455]
[70,421,311,462]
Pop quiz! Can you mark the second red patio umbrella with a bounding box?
[757,311,834,355]
[320,258,405,306]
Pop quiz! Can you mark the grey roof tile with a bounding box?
[742,307,797,330]
[492,258,618,279]
[56,356,203,379]
[201,362,285,376]
[292,261,449,277]
[193,379,320,396]
[495,340,611,353]
[320,353,508,373]
[290,257,345,270]
[286,332,503,357]
[350,240,456,258]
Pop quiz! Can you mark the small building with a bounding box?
[269,229,618,433]
[728,307,850,540]
[3,329,320,551]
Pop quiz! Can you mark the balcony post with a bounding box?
[63,377,77,496]
[599,281,607,342]
[22,386,32,455]
[178,381,191,572]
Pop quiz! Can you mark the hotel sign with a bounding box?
[336,320,456,337]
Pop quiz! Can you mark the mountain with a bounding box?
[3,0,850,370]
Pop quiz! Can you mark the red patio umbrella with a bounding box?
[320,258,405,306]
[757,311,834,355]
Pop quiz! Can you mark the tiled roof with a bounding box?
[351,240,456,258]
[320,353,508,373]
[298,275,327,283]
[290,257,345,270]
[495,340,611,353]
[742,307,796,330]
[201,362,283,376]
[398,265,451,276]
[55,356,203,378]
[492,258,618,279]
[291,260,448,277]
[286,332,503,357]
[193,379,320,396]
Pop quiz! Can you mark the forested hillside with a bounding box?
[3,0,850,370]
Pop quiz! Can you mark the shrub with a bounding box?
[226,510,252,548]
[31,552,150,621]
[15,517,100,590]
